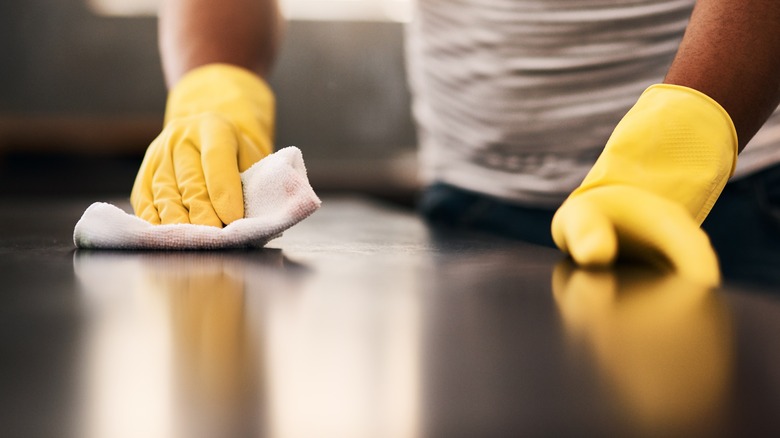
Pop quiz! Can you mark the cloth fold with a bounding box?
[73,146,321,250]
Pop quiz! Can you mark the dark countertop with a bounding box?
[1,196,779,437]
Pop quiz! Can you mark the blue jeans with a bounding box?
[418,165,780,286]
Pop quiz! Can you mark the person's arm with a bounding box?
[131,0,282,227]
[159,0,282,85]
[551,1,780,286]
[664,0,780,152]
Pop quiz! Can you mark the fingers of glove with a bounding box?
[609,189,720,288]
[151,135,191,225]
[237,131,268,172]
[130,139,163,225]
[200,118,245,225]
[131,181,162,225]
[560,187,721,288]
[134,197,162,225]
[172,137,224,227]
[552,198,618,267]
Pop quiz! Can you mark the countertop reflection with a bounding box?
[1,196,780,437]
[553,262,734,436]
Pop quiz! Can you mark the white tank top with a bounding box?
[406,0,780,207]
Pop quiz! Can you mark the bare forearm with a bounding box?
[665,0,780,152]
[159,0,282,87]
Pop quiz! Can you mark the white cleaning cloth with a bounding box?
[73,146,321,250]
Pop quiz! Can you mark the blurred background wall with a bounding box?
[0,0,418,201]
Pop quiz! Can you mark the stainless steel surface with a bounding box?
[1,196,779,437]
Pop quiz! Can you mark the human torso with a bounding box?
[406,0,780,206]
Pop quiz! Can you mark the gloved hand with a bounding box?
[551,84,738,287]
[131,63,274,227]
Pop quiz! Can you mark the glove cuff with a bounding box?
[573,83,738,224]
[647,83,739,177]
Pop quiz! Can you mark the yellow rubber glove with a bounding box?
[551,84,738,287]
[131,63,274,227]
